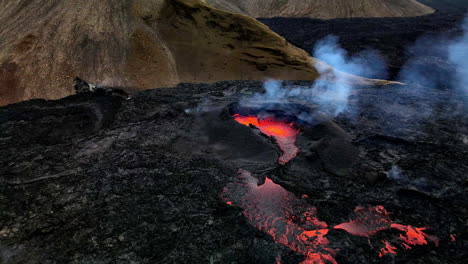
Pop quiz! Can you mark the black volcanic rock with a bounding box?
[0,81,467,263]
[259,12,467,81]
[418,0,468,12]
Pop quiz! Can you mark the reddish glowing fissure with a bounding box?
[223,170,337,264]
[379,240,397,257]
[333,206,439,257]
[226,113,440,263]
[233,114,299,165]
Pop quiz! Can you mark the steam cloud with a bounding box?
[248,35,387,116]
[398,14,468,95]
[248,13,467,117]
[311,35,387,115]
[448,16,468,95]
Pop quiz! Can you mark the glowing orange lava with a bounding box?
[334,206,439,257]
[223,170,337,264]
[379,240,397,257]
[334,206,392,237]
[390,224,439,248]
[226,113,443,262]
[233,114,300,165]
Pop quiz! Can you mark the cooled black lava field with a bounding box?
[0,80,466,264]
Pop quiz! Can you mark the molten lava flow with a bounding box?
[233,114,299,165]
[226,114,443,262]
[223,169,337,264]
[334,206,439,257]
[379,240,397,257]
[390,224,440,248]
[334,206,392,237]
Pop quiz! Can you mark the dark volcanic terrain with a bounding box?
[259,11,467,80]
[418,0,468,12]
[0,81,466,263]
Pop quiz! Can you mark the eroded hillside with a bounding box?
[0,0,319,105]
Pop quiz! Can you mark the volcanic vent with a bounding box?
[229,101,309,165]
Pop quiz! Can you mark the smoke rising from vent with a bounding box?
[247,35,387,116]
[313,35,388,80]
[448,16,468,95]
[312,35,387,115]
[397,13,468,95]
[248,13,467,121]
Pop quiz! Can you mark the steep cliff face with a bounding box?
[206,0,434,19]
[0,0,321,106]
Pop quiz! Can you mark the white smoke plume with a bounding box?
[312,35,387,115]
[247,35,387,116]
[448,16,468,95]
[247,13,467,120]
[398,14,468,95]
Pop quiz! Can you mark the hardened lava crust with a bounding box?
[0,80,466,263]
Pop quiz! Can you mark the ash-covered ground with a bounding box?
[0,80,466,264]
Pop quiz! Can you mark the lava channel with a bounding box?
[334,206,439,257]
[233,114,299,165]
[223,169,337,264]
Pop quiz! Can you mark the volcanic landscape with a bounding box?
[0,1,467,264]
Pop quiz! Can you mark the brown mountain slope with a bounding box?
[205,0,435,19]
[155,0,319,83]
[0,0,322,106]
